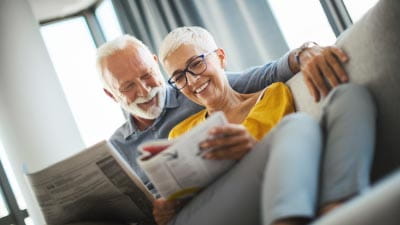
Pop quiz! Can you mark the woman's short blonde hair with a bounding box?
[159,26,218,65]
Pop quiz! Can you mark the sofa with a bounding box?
[69,0,400,225]
[287,0,399,183]
[287,0,400,224]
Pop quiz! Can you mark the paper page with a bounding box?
[26,141,155,225]
[138,112,235,199]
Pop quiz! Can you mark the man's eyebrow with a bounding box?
[120,80,134,87]
[140,70,151,77]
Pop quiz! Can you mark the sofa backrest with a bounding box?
[287,0,400,182]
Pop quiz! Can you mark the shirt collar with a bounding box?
[164,85,180,109]
[121,85,181,139]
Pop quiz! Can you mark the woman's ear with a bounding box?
[216,48,227,69]
[103,88,117,102]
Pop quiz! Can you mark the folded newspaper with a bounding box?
[137,111,235,200]
[25,141,156,225]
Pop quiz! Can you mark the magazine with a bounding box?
[25,141,156,225]
[137,112,235,200]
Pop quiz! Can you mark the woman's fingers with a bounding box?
[204,142,253,160]
[200,129,247,148]
[199,124,256,160]
[200,124,248,149]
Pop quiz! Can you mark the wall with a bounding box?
[0,0,85,223]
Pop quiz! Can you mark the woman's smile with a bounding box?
[193,80,211,95]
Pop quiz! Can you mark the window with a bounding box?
[343,0,379,22]
[25,217,34,225]
[41,17,125,146]
[0,140,29,224]
[0,189,9,217]
[95,0,123,41]
[0,142,26,211]
[268,0,336,49]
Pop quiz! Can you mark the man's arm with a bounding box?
[227,43,349,102]
[227,51,293,94]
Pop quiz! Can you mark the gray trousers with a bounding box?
[169,83,376,225]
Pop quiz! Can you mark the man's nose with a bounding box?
[136,81,151,97]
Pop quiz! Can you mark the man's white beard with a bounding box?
[120,86,166,120]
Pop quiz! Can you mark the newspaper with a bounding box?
[25,141,156,225]
[137,112,235,200]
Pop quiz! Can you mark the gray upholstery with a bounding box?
[65,223,127,225]
[287,0,400,182]
[313,170,400,225]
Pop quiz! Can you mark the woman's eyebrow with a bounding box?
[172,55,200,75]
[172,69,184,76]
[185,55,199,65]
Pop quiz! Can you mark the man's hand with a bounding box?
[295,44,349,102]
[153,198,185,225]
[199,124,257,160]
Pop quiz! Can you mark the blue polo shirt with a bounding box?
[109,53,293,193]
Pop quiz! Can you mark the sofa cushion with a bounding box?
[287,0,400,182]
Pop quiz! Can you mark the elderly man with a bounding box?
[96,34,348,196]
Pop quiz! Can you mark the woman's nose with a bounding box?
[186,72,200,86]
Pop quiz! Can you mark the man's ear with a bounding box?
[216,48,227,69]
[103,88,117,102]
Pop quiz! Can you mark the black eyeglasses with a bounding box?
[168,50,217,90]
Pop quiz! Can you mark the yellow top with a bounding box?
[169,82,295,140]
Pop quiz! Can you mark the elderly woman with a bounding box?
[153,27,376,225]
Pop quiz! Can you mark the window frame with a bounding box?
[319,0,353,36]
[40,1,107,48]
[0,160,28,225]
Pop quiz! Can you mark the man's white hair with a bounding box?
[159,26,218,65]
[96,34,151,92]
[96,35,167,119]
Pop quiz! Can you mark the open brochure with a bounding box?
[25,141,156,225]
[137,111,235,200]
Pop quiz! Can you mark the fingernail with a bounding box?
[203,153,212,159]
[200,142,208,148]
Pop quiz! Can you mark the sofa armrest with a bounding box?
[313,170,400,225]
[286,73,322,118]
[287,0,400,182]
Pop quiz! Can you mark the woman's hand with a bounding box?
[153,198,185,225]
[199,124,257,160]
